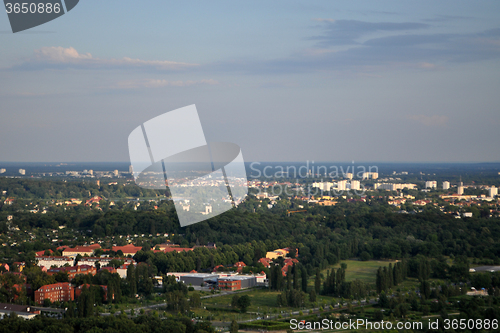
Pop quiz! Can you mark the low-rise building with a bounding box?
[218,276,257,291]
[37,256,74,268]
[0,303,39,319]
[34,282,74,304]
[110,244,143,256]
[75,284,112,302]
[47,265,96,279]
[62,245,99,257]
[177,273,218,287]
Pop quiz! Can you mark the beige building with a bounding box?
[362,172,378,180]
[37,256,74,268]
[266,249,289,259]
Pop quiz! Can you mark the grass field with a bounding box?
[316,259,397,285]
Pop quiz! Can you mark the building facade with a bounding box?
[34,282,74,304]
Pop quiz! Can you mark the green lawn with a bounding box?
[317,259,397,284]
[201,288,278,311]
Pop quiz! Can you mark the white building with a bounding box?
[457,186,464,195]
[37,256,74,268]
[312,181,333,191]
[337,180,348,191]
[19,169,26,175]
[350,180,361,191]
[425,181,437,189]
[345,173,353,179]
[490,186,498,198]
[362,172,378,180]
[377,183,417,191]
[442,181,450,190]
[0,169,5,174]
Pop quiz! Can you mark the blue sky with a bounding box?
[0,0,499,162]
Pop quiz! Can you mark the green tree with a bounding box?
[237,295,251,313]
[230,319,239,333]
[314,268,321,294]
[231,295,240,309]
[189,292,201,308]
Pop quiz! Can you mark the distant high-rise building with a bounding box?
[345,173,353,179]
[88,169,93,176]
[457,186,464,195]
[0,169,5,174]
[377,183,417,191]
[129,165,134,174]
[19,169,25,175]
[113,170,119,177]
[490,186,498,198]
[350,180,360,191]
[425,181,437,189]
[362,172,378,180]
[442,181,450,190]
[312,182,333,191]
[337,180,348,191]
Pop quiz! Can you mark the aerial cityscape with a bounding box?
[1,0,500,332]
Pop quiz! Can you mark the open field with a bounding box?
[319,260,397,284]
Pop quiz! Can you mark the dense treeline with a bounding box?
[3,195,500,277]
[376,261,407,293]
[0,178,165,200]
[0,313,214,333]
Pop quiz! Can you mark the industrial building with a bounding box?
[217,276,257,291]
[179,273,218,287]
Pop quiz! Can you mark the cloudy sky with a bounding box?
[0,0,499,163]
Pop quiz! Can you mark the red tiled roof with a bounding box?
[36,249,54,257]
[111,244,143,254]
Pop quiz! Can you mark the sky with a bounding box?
[0,0,499,163]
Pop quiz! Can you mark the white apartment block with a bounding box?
[377,183,417,191]
[490,186,498,198]
[337,180,347,191]
[362,172,378,180]
[425,181,437,189]
[312,182,333,191]
[37,256,74,268]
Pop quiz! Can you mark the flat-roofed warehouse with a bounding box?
[218,276,257,290]
[179,273,218,287]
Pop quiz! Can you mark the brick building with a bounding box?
[218,278,241,291]
[75,284,112,302]
[47,265,96,279]
[34,282,74,304]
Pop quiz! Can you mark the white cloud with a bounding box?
[27,46,198,70]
